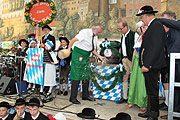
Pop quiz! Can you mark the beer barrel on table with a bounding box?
[100,41,121,64]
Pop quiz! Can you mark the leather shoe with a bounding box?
[82,97,96,101]
[138,112,148,118]
[69,99,81,104]
[159,102,168,110]
[116,98,128,104]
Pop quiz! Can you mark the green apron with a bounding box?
[70,46,91,80]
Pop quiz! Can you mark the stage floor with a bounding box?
[0,89,168,120]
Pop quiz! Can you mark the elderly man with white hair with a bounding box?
[68,23,105,104]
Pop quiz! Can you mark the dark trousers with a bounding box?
[17,61,26,81]
[143,69,159,118]
[70,80,89,100]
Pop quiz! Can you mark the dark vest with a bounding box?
[120,30,135,61]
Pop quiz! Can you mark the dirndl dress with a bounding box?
[127,48,147,108]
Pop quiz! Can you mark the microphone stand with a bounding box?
[15,56,26,97]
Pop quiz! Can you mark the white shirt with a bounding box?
[121,30,139,56]
[20,112,25,119]
[74,28,98,51]
[133,35,142,48]
[31,112,40,120]
[148,18,155,26]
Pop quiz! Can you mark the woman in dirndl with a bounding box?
[126,21,148,112]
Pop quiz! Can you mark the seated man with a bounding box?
[28,97,49,120]
[0,101,12,120]
[77,107,99,120]
[10,98,31,120]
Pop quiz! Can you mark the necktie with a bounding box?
[43,35,48,44]
[91,34,95,52]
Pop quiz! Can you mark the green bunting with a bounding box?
[90,65,126,92]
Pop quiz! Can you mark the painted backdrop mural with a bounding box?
[0,0,179,46]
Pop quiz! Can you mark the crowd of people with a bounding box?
[1,4,180,120]
[0,98,67,120]
[115,5,180,120]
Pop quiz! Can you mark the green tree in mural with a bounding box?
[98,13,107,28]
[178,8,180,19]
[0,31,2,41]
[2,26,14,40]
[15,0,18,10]
[110,7,118,20]
[54,0,67,21]
[0,18,3,28]
[54,21,66,38]
[53,0,70,38]
[65,17,74,39]
[20,0,24,9]
[17,0,21,9]
[72,12,80,22]
[131,9,140,31]
[98,13,109,38]
[84,10,95,28]
[108,7,119,38]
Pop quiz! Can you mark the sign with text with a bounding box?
[24,0,56,27]
[29,2,52,23]
[26,48,44,85]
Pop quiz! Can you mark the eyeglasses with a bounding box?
[118,27,124,30]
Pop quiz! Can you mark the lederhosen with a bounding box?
[58,47,71,84]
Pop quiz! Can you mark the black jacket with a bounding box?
[158,19,180,55]
[139,19,167,69]
[9,111,31,120]
[42,34,56,51]
[30,112,49,120]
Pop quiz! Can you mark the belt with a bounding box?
[123,56,127,58]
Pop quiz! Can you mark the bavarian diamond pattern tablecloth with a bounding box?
[91,65,122,101]
[55,64,164,101]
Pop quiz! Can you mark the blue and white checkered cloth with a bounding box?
[55,64,164,101]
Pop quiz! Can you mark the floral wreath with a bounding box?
[24,0,57,27]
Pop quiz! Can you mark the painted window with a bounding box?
[109,0,117,4]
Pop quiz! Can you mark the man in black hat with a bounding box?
[77,107,99,120]
[136,5,166,120]
[28,98,49,120]
[0,101,12,120]
[9,98,31,120]
[40,24,57,103]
